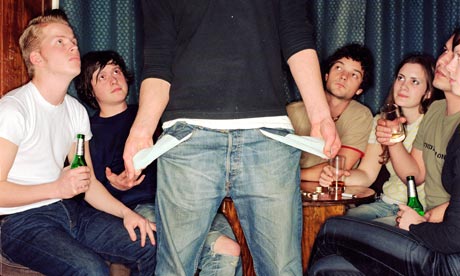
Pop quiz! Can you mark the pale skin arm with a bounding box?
[301,147,361,181]
[78,141,156,246]
[287,49,341,158]
[0,137,90,207]
[123,78,171,179]
[376,118,426,185]
[425,202,449,223]
[319,142,383,187]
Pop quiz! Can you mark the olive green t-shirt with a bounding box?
[413,99,460,209]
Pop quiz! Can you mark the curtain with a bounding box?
[304,0,460,113]
[60,0,460,114]
[59,0,143,110]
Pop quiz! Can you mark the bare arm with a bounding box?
[376,118,425,184]
[388,146,425,185]
[123,78,171,179]
[287,49,341,158]
[345,143,384,187]
[301,147,361,181]
[0,137,89,207]
[81,141,156,246]
[425,202,449,223]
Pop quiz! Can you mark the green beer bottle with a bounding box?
[71,134,87,199]
[406,176,424,216]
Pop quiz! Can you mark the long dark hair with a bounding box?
[379,53,439,164]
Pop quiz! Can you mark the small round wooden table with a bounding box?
[300,181,375,272]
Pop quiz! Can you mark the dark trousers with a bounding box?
[308,216,460,276]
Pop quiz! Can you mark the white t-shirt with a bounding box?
[0,82,92,215]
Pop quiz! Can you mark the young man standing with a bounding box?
[76,50,241,275]
[123,1,341,276]
[287,44,374,181]
[0,11,155,275]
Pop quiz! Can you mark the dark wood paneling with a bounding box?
[1,0,51,96]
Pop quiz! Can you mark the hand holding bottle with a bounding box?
[56,166,91,199]
[396,204,427,230]
[70,134,89,200]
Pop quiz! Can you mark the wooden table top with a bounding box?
[300,181,376,206]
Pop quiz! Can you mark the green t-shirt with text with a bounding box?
[413,100,460,209]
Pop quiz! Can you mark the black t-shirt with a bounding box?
[90,105,156,208]
[141,0,316,121]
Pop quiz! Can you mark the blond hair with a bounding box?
[19,10,69,78]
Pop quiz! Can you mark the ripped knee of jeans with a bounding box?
[212,235,241,257]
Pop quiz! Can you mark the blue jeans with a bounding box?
[155,122,302,276]
[134,202,242,276]
[346,198,399,225]
[308,216,460,276]
[1,200,156,276]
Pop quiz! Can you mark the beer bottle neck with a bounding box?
[75,138,84,156]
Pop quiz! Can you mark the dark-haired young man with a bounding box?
[287,43,374,181]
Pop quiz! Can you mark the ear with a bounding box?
[325,73,329,81]
[29,51,42,66]
[355,88,363,96]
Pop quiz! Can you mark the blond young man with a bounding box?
[0,10,155,275]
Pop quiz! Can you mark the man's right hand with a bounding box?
[57,166,90,199]
[123,134,153,180]
[310,117,341,158]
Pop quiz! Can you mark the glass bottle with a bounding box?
[71,134,87,199]
[406,175,424,216]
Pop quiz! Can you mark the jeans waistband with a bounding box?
[381,194,403,205]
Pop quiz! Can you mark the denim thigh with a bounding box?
[346,198,399,221]
[155,123,302,276]
[134,202,156,222]
[1,201,110,276]
[1,200,156,276]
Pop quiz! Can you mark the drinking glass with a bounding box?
[328,155,346,197]
[380,103,405,143]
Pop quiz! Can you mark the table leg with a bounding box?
[221,200,256,276]
[302,204,346,272]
